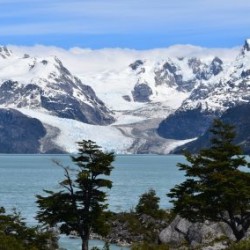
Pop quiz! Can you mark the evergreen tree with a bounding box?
[136,189,160,217]
[168,119,250,241]
[36,140,114,250]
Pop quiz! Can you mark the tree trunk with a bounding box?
[81,229,90,250]
[230,222,244,242]
[81,238,89,250]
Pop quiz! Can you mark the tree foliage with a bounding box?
[0,207,58,250]
[168,119,250,241]
[36,140,115,250]
[135,189,166,219]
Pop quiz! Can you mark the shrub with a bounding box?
[0,207,58,250]
[132,242,170,250]
[226,238,250,250]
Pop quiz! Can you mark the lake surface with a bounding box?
[0,154,186,249]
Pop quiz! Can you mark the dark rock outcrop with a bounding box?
[122,95,132,102]
[172,103,250,154]
[0,46,12,58]
[157,108,215,140]
[241,69,250,78]
[0,109,46,153]
[154,58,219,92]
[210,57,223,76]
[40,92,113,125]
[132,83,153,103]
[243,40,250,53]
[129,60,144,71]
[187,56,223,82]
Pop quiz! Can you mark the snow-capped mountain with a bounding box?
[128,55,224,103]
[158,40,250,144]
[77,52,227,124]
[179,40,250,113]
[1,40,249,154]
[0,46,114,125]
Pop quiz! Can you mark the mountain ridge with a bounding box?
[0,48,115,125]
[0,40,249,153]
[157,39,250,150]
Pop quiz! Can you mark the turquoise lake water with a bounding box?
[0,154,186,249]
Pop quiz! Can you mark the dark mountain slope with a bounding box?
[0,109,46,153]
[157,107,215,140]
[172,103,250,154]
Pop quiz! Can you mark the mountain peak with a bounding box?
[242,39,250,53]
[0,46,12,58]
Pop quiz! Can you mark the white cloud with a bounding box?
[8,44,240,75]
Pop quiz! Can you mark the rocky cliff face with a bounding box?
[0,48,115,125]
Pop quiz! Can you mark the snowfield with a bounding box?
[17,108,193,154]
[18,108,134,153]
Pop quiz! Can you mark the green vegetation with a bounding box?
[0,207,58,250]
[168,119,250,241]
[36,140,115,250]
[108,210,169,245]
[106,189,172,245]
[226,238,250,250]
[136,189,166,219]
[131,242,170,250]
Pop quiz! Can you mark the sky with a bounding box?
[0,0,250,49]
